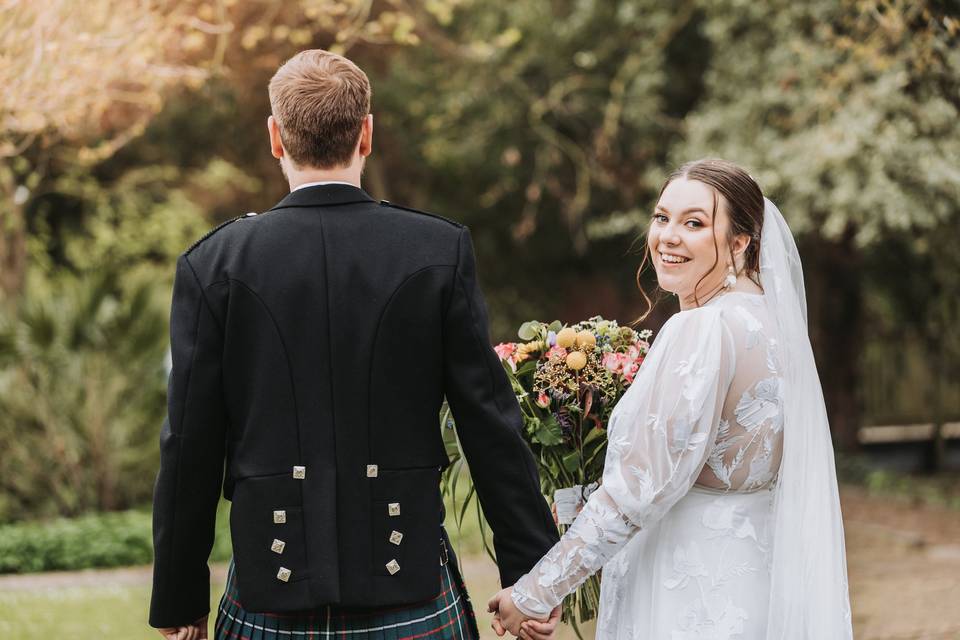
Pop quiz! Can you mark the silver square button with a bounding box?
[271,539,286,554]
[388,502,401,517]
[366,464,379,478]
[277,567,292,582]
[273,510,287,524]
[389,530,403,545]
[385,559,400,575]
[292,466,306,480]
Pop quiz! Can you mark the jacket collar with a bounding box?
[268,183,375,211]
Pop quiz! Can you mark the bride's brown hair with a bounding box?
[636,158,765,321]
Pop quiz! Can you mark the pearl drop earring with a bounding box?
[724,265,737,288]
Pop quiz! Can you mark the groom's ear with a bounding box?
[267,115,285,160]
[358,114,373,158]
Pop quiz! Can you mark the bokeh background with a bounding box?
[0,1,958,638]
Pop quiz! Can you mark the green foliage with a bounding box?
[0,511,153,574]
[0,501,232,574]
[680,0,960,242]
[61,160,258,274]
[2,0,957,528]
[0,270,169,523]
[369,1,709,338]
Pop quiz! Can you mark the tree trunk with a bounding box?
[926,327,946,473]
[0,174,27,304]
[804,230,863,451]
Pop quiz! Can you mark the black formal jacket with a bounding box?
[149,184,559,628]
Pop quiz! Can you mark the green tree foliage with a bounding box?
[366,0,712,334]
[3,0,958,525]
[675,0,960,447]
[0,271,168,522]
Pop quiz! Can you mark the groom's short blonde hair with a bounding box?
[268,49,371,169]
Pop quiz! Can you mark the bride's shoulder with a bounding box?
[658,303,725,341]
[662,293,768,342]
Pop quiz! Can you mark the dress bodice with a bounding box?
[692,291,783,493]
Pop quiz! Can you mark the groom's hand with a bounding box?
[519,607,561,640]
[488,587,523,636]
[488,587,560,638]
[156,614,208,640]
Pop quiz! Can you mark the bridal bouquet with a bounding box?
[494,317,651,627]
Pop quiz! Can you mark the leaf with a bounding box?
[477,501,497,564]
[515,359,537,377]
[583,427,606,446]
[518,321,540,341]
[534,415,564,446]
[562,450,582,473]
[548,320,563,333]
[458,483,476,528]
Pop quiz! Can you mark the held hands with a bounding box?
[156,615,208,640]
[487,586,561,640]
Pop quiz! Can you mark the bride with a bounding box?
[488,159,853,640]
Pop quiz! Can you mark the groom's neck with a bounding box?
[286,162,362,191]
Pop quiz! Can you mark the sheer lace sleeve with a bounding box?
[511,307,736,618]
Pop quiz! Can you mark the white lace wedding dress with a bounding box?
[511,200,853,639]
[512,291,788,639]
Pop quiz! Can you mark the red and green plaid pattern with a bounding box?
[214,557,479,640]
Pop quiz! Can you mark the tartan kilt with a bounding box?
[214,551,479,639]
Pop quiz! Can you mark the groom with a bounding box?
[149,49,559,639]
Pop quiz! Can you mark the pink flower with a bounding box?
[602,352,621,374]
[545,346,568,360]
[494,342,520,372]
[494,342,517,361]
[535,392,551,409]
[623,361,640,384]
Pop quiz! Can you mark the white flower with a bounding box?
[664,542,708,590]
[607,431,630,457]
[744,435,776,490]
[765,338,781,374]
[536,559,561,587]
[672,595,749,640]
[734,306,762,350]
[701,500,758,542]
[735,377,783,433]
[626,465,658,512]
[681,365,716,403]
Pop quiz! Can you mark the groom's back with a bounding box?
[183,185,466,609]
[151,49,557,631]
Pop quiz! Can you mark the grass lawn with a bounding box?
[0,492,593,640]
[4,487,960,638]
[0,582,176,639]
[0,557,593,640]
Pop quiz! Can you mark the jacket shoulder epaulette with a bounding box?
[378,200,463,229]
[184,212,259,255]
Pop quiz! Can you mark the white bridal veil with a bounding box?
[760,197,853,639]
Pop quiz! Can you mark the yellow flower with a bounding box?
[556,327,578,348]
[566,351,587,371]
[516,340,544,361]
[575,331,597,350]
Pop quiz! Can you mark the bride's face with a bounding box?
[647,177,732,302]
